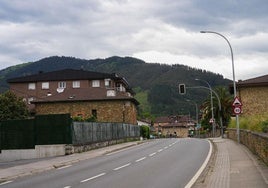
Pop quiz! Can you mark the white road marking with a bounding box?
[63,186,71,188]
[57,165,72,170]
[158,149,163,152]
[164,146,168,149]
[80,173,106,183]
[113,163,131,171]
[0,181,13,186]
[149,152,156,157]
[185,140,212,188]
[135,157,146,162]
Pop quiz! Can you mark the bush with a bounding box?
[140,125,150,139]
[229,115,268,133]
[261,120,268,133]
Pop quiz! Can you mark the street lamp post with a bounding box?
[195,79,215,137]
[200,31,240,143]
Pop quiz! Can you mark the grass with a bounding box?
[229,114,268,133]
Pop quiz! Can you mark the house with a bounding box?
[7,69,139,124]
[154,115,196,137]
[236,74,268,116]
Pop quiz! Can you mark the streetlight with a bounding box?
[195,78,215,137]
[200,31,240,143]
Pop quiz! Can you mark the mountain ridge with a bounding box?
[0,56,231,117]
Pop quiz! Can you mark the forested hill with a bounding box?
[0,56,231,117]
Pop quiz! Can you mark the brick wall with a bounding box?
[238,86,268,116]
[35,100,137,124]
[227,128,268,164]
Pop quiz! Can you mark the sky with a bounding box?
[0,0,267,80]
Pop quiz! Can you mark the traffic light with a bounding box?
[179,84,186,94]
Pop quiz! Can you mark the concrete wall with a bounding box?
[227,128,268,164]
[0,145,65,161]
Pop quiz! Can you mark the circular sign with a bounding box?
[233,106,242,114]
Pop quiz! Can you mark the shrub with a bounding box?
[140,125,150,139]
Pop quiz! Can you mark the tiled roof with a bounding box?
[32,87,139,105]
[7,69,118,83]
[237,74,268,87]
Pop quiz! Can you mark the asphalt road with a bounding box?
[1,138,210,188]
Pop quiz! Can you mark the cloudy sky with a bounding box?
[0,0,267,80]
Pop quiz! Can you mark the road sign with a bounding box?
[233,106,242,115]
[232,96,242,107]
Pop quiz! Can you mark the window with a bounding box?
[58,81,66,89]
[105,79,112,87]
[73,81,80,88]
[92,80,100,87]
[42,82,49,89]
[28,83,36,90]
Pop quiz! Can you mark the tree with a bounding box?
[0,91,29,121]
[200,87,232,129]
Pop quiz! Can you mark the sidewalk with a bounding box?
[0,141,142,183]
[194,138,268,188]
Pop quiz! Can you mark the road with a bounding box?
[1,138,211,188]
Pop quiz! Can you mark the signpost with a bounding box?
[232,96,242,115]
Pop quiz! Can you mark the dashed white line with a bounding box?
[63,186,71,188]
[135,157,146,162]
[0,181,13,186]
[149,152,156,157]
[164,146,168,149]
[80,173,106,183]
[158,149,163,152]
[113,163,131,171]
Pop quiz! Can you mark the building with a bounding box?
[7,69,139,124]
[154,115,196,138]
[236,74,268,117]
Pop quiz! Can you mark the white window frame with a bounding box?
[58,81,66,89]
[28,83,36,90]
[92,80,100,87]
[42,82,49,89]
[72,81,80,88]
[105,79,112,87]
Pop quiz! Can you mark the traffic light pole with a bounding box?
[186,86,224,138]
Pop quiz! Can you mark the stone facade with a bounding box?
[35,100,137,124]
[238,86,268,116]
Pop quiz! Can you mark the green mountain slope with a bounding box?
[0,56,231,118]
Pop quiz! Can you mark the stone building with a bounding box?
[236,74,268,116]
[7,69,139,124]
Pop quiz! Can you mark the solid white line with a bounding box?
[0,181,13,186]
[113,163,131,171]
[184,139,212,188]
[135,157,146,162]
[149,152,156,157]
[57,165,72,170]
[80,173,106,183]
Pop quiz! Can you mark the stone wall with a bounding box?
[35,100,137,124]
[227,128,268,164]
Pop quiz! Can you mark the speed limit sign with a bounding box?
[233,106,242,115]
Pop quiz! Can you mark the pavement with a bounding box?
[193,137,268,188]
[0,138,268,188]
